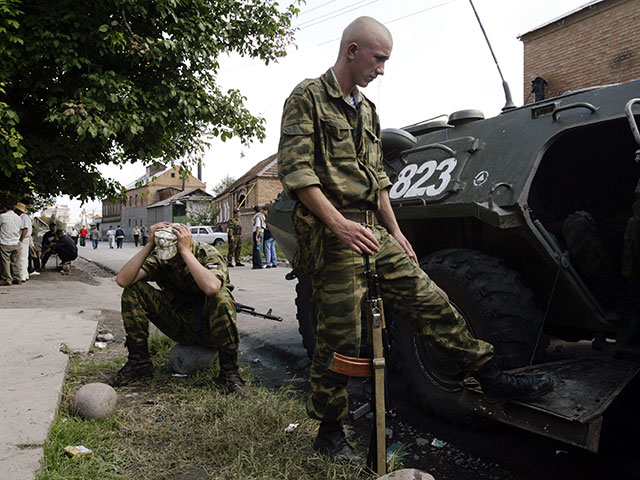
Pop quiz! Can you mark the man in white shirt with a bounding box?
[0,204,23,285]
[251,205,266,269]
[15,202,32,282]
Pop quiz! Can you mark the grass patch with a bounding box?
[39,333,376,480]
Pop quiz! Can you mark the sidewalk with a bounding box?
[0,264,122,480]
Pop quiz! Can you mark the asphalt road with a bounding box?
[77,241,639,480]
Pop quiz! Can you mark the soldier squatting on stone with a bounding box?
[109,222,248,396]
[277,16,555,462]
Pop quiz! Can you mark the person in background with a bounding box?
[141,224,149,246]
[115,225,125,248]
[70,226,79,245]
[42,230,78,274]
[106,226,116,249]
[79,225,88,247]
[0,204,22,285]
[251,205,265,269]
[226,210,244,267]
[262,206,277,268]
[14,202,32,282]
[40,222,57,270]
[90,225,100,249]
[132,225,141,247]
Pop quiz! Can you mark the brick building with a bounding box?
[520,0,640,104]
[213,154,282,239]
[101,164,207,238]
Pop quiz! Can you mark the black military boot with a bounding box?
[218,345,249,396]
[108,336,154,387]
[474,359,555,404]
[313,421,362,463]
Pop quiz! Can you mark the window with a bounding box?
[199,227,208,234]
[171,172,176,178]
[128,219,131,227]
[135,194,138,206]
[190,227,198,234]
[129,196,132,207]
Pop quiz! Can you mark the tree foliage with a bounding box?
[187,200,219,227]
[212,174,237,195]
[0,0,298,203]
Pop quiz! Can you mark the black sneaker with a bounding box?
[313,422,362,463]
[236,262,245,267]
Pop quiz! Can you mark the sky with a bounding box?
[60,0,592,222]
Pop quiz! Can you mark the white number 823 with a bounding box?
[389,157,458,199]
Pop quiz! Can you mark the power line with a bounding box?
[315,0,459,47]
[297,0,339,18]
[295,0,376,29]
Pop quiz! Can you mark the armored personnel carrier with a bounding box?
[267,78,640,452]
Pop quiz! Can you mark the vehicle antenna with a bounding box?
[468,0,516,111]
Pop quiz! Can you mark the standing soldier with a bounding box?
[226,210,244,267]
[277,16,554,462]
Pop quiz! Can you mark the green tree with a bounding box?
[187,200,219,226]
[0,0,298,204]
[212,174,237,195]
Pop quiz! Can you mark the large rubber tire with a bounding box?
[295,273,318,359]
[213,238,224,247]
[394,248,549,424]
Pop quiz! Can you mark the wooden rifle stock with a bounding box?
[327,254,387,475]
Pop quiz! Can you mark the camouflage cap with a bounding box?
[154,227,178,260]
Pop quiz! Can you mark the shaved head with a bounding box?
[339,16,392,57]
[333,16,392,95]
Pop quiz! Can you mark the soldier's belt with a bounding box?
[340,210,378,228]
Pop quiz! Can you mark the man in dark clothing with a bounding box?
[40,223,57,270]
[116,225,125,248]
[41,230,78,274]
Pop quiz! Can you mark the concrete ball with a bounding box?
[73,383,118,420]
[376,469,436,480]
[169,344,219,374]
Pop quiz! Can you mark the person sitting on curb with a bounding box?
[109,222,248,396]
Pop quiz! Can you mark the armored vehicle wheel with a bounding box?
[295,273,318,359]
[394,248,548,424]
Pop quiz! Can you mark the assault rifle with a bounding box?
[328,254,388,475]
[236,303,283,322]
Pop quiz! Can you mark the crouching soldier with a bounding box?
[109,222,248,395]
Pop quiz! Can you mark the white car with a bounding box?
[189,225,228,247]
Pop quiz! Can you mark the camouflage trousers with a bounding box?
[121,281,239,348]
[307,225,494,422]
[227,236,242,263]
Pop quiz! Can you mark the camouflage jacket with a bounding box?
[277,68,391,210]
[227,218,241,238]
[277,69,391,274]
[142,241,233,300]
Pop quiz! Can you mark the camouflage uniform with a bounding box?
[278,69,493,422]
[227,217,242,265]
[121,241,239,349]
